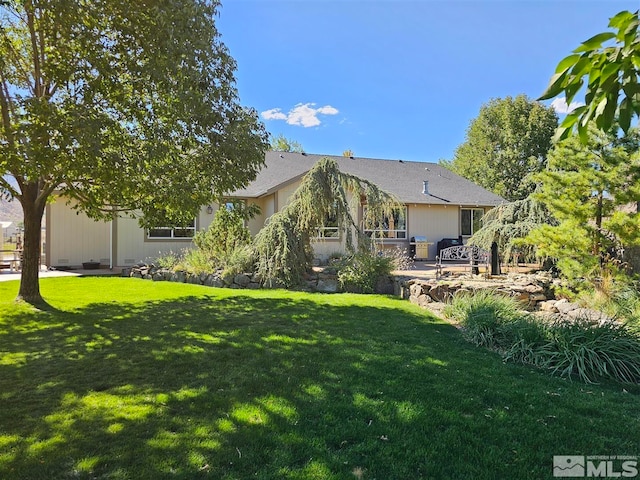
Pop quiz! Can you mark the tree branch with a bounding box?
[0,175,19,199]
[25,0,43,98]
[0,72,15,150]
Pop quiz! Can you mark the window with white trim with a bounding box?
[461,208,484,236]
[364,207,407,239]
[315,213,340,239]
[147,219,196,239]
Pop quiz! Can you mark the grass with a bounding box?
[0,278,639,479]
[445,291,640,384]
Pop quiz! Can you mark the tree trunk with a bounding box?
[595,191,603,264]
[17,184,46,304]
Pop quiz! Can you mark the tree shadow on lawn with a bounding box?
[1,290,639,479]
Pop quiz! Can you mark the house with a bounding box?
[45,152,504,268]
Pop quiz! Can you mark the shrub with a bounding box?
[501,317,550,366]
[445,290,640,384]
[539,318,640,384]
[338,250,393,293]
[327,251,345,265]
[593,278,640,333]
[379,245,414,271]
[177,248,217,275]
[194,203,253,262]
[444,290,528,349]
[154,250,182,270]
[220,244,256,278]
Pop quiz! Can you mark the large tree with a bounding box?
[0,0,269,303]
[270,133,304,153]
[539,10,640,142]
[526,127,640,280]
[443,95,558,201]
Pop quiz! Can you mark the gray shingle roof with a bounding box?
[231,152,505,207]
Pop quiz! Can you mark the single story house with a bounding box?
[45,152,505,268]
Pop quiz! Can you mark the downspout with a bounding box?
[109,208,118,271]
[109,217,113,270]
[45,203,51,269]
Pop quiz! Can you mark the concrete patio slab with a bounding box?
[0,267,122,282]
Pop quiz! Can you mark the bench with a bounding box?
[436,245,490,277]
[0,250,21,272]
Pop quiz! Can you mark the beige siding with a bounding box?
[51,190,479,267]
[48,198,110,267]
[407,204,460,260]
[277,180,301,209]
[115,200,268,266]
[311,237,346,261]
[247,197,271,236]
[116,215,201,266]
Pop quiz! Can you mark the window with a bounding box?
[461,208,484,236]
[315,213,340,239]
[147,219,196,239]
[364,207,407,239]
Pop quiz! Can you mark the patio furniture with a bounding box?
[0,250,21,272]
[436,245,489,277]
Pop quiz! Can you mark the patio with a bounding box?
[0,261,536,284]
[0,266,122,282]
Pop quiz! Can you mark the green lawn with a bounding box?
[0,278,639,479]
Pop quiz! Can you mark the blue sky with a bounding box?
[218,0,639,162]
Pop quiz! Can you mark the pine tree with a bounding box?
[526,128,640,280]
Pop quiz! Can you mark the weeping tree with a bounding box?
[468,197,555,266]
[254,157,402,287]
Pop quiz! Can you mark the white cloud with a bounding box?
[551,97,585,114]
[261,103,339,127]
[261,108,287,121]
[316,105,339,115]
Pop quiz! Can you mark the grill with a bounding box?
[437,237,463,256]
[410,236,430,260]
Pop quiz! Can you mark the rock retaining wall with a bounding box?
[124,263,397,294]
[125,264,607,321]
[399,272,557,309]
[399,272,610,321]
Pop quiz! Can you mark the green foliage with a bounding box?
[270,133,304,153]
[444,290,530,349]
[540,10,640,141]
[0,0,269,302]
[540,319,640,384]
[173,202,258,277]
[254,209,313,287]
[193,202,255,262]
[526,127,640,281]
[177,248,217,275]
[587,275,640,333]
[380,245,414,271]
[443,95,558,201]
[254,158,401,287]
[176,243,255,278]
[221,244,256,278]
[337,250,393,293]
[154,250,182,270]
[446,290,640,384]
[468,197,554,264]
